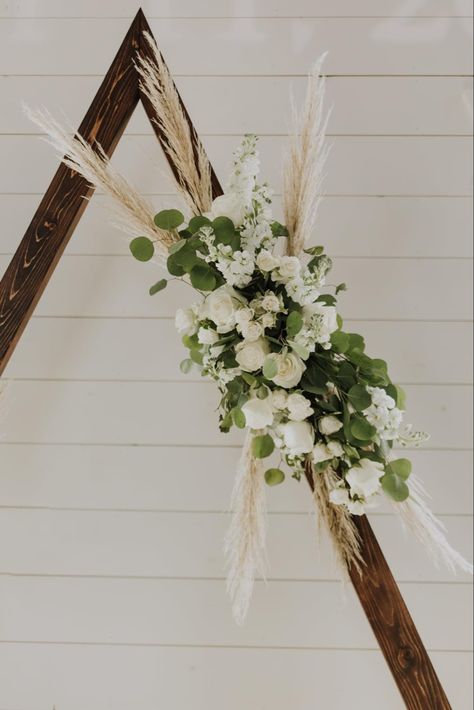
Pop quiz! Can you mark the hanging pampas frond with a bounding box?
[24,106,175,263]
[393,475,473,575]
[225,432,268,625]
[136,32,213,216]
[307,460,364,576]
[283,54,331,257]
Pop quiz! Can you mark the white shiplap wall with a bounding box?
[0,1,472,708]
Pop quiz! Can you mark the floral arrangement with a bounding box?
[28,34,472,623]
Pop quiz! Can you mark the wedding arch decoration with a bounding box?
[0,10,471,709]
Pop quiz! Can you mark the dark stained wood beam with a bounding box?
[0,9,452,708]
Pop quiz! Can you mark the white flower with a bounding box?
[301,302,338,347]
[329,487,366,516]
[272,255,301,283]
[208,192,246,227]
[260,291,282,312]
[260,312,276,329]
[201,284,243,333]
[241,397,274,430]
[268,352,306,389]
[270,389,288,411]
[256,249,280,272]
[327,440,344,457]
[175,307,197,335]
[319,415,343,435]
[346,458,385,498]
[312,442,332,464]
[280,421,314,455]
[197,327,219,345]
[363,387,404,441]
[235,337,269,372]
[240,320,263,342]
[369,386,396,409]
[287,393,314,422]
[235,307,254,328]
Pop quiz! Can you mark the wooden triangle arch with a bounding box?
[0,10,451,708]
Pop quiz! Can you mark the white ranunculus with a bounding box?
[318,415,343,435]
[286,393,314,422]
[201,284,243,333]
[241,397,274,430]
[240,320,263,342]
[312,442,332,464]
[270,389,288,411]
[208,192,247,227]
[256,249,280,272]
[260,291,282,313]
[269,352,306,389]
[329,487,366,516]
[346,458,385,498]
[326,440,344,457]
[280,421,314,455]
[235,337,270,372]
[175,307,197,335]
[197,327,219,345]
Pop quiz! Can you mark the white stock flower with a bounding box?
[346,458,385,498]
[270,389,288,411]
[301,302,338,347]
[363,386,403,441]
[241,397,274,430]
[235,337,269,372]
[369,386,396,409]
[286,393,314,422]
[318,415,343,435]
[280,421,314,455]
[268,352,306,389]
[197,327,219,345]
[240,320,263,342]
[256,249,280,272]
[208,192,246,226]
[175,307,198,335]
[201,284,243,333]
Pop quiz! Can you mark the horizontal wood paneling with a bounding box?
[0,509,471,583]
[4,317,472,384]
[0,646,471,710]
[1,380,472,448]
[1,135,472,195]
[3,76,472,135]
[0,255,468,321]
[0,18,472,75]
[0,445,471,515]
[1,1,473,18]
[0,576,471,650]
[2,194,472,257]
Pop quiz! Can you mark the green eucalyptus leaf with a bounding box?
[350,415,377,442]
[304,245,324,256]
[264,468,285,486]
[263,357,278,379]
[168,239,187,255]
[231,407,247,429]
[188,215,212,234]
[129,237,155,262]
[182,333,199,349]
[252,434,275,459]
[286,310,304,338]
[190,263,217,291]
[154,209,184,231]
[190,348,204,365]
[347,333,365,353]
[212,216,235,243]
[330,330,350,354]
[270,221,289,237]
[167,253,186,277]
[289,341,310,360]
[396,384,407,410]
[317,294,337,307]
[149,278,167,296]
[180,358,193,374]
[335,282,347,295]
[386,458,412,480]
[348,384,371,411]
[382,473,410,502]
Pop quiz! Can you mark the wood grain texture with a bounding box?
[0,8,454,707]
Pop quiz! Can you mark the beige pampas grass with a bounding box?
[393,474,473,575]
[24,106,175,263]
[136,32,213,216]
[225,431,268,625]
[283,54,331,257]
[307,460,364,575]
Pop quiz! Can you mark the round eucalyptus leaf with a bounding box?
[348,384,371,411]
[286,310,303,338]
[350,415,377,442]
[188,215,212,234]
[149,278,167,296]
[382,473,410,502]
[129,237,155,262]
[386,458,412,480]
[190,263,217,291]
[154,209,185,231]
[252,434,275,459]
[264,468,285,486]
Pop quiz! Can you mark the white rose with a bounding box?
[346,458,385,498]
[241,397,274,430]
[329,487,366,516]
[197,327,219,345]
[280,421,314,455]
[269,352,306,389]
[312,442,332,464]
[327,440,344,457]
[208,192,246,226]
[260,312,276,329]
[175,307,197,335]
[201,284,243,333]
[270,389,288,411]
[235,307,254,328]
[319,415,343,435]
[256,250,280,272]
[235,337,270,372]
[286,393,314,422]
[240,320,263,342]
[260,292,282,313]
[272,255,301,282]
